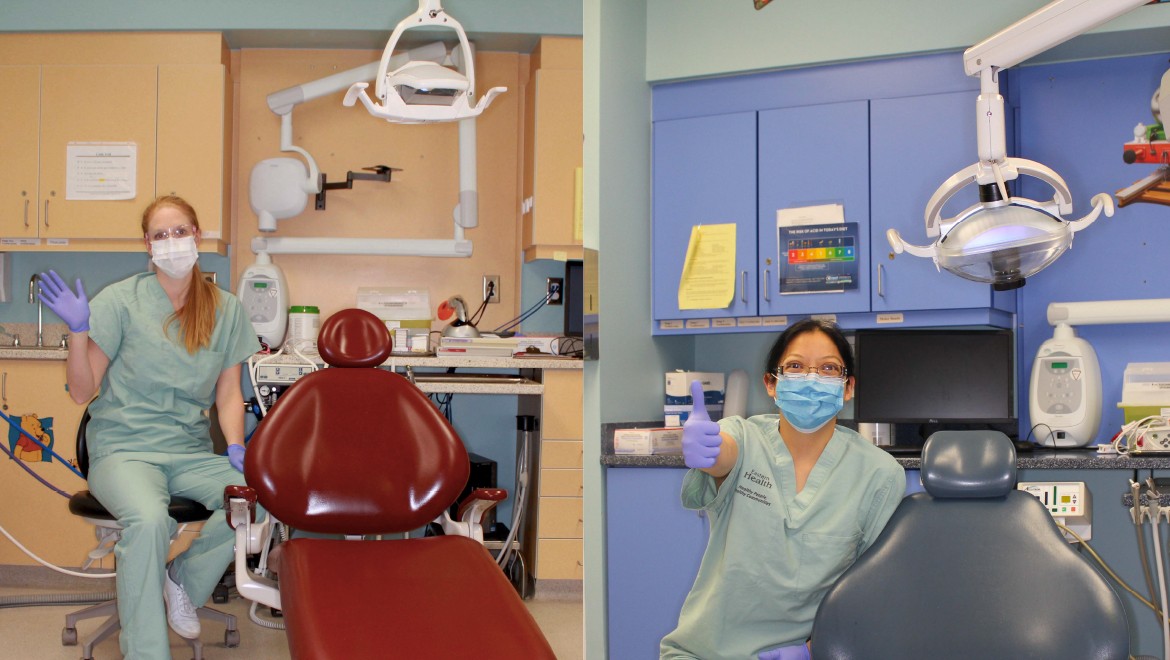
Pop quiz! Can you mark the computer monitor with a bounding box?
[853,328,1016,430]
[563,260,583,338]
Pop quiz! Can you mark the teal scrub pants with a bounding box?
[88,451,265,660]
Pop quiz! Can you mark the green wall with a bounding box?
[644,0,1170,82]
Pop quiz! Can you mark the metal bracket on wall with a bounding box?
[315,165,402,210]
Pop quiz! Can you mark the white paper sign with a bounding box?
[66,143,137,201]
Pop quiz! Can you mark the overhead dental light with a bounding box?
[886,0,1147,290]
[343,0,507,124]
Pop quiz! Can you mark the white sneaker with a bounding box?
[163,570,202,639]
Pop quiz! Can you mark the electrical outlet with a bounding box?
[547,277,563,305]
[483,275,500,304]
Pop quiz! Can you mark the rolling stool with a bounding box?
[63,407,240,660]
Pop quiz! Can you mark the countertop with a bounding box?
[602,449,1170,469]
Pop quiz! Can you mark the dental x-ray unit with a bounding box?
[248,0,506,258]
[887,0,1145,290]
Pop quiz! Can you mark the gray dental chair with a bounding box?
[812,430,1129,659]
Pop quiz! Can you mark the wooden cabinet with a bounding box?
[0,359,91,567]
[0,35,230,252]
[533,368,583,580]
[157,64,231,244]
[0,65,40,241]
[522,37,583,262]
[40,65,159,240]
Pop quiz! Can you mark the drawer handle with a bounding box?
[763,268,771,303]
[43,199,50,228]
[741,271,748,304]
[877,264,885,298]
[23,199,29,228]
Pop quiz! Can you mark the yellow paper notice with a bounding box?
[678,223,736,310]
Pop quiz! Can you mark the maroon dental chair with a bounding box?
[225,308,556,659]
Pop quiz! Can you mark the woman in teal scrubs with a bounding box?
[39,195,261,659]
[661,319,906,660]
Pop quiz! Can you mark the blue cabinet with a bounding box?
[758,101,870,316]
[651,112,758,321]
[649,55,1018,334]
[870,92,1015,312]
[606,467,707,659]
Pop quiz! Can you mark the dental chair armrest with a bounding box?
[224,484,257,528]
[457,488,506,524]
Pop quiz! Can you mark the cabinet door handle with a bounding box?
[43,199,49,228]
[23,199,29,228]
[877,264,885,298]
[741,270,748,304]
[763,269,771,303]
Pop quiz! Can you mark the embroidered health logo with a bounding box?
[736,469,774,507]
[744,469,773,490]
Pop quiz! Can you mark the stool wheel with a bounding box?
[225,628,241,647]
[212,583,230,604]
[61,626,78,645]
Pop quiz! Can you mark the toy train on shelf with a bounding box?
[1123,123,1168,165]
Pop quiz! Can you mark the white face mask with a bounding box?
[151,236,199,279]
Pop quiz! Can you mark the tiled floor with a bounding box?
[0,580,582,659]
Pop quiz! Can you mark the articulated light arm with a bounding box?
[887,0,1140,289]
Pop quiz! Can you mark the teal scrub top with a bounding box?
[86,273,260,460]
[661,416,906,660]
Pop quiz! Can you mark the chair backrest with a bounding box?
[245,308,470,535]
[75,407,93,478]
[812,430,1129,659]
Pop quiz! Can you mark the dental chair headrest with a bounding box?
[317,308,394,368]
[920,430,1016,499]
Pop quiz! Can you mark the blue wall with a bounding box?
[1015,53,1170,440]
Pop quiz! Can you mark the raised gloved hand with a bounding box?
[37,271,90,333]
[681,379,723,469]
[759,643,811,660]
[227,444,246,473]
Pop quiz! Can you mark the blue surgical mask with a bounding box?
[773,375,845,434]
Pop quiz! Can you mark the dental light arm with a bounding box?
[887,0,1143,289]
[264,43,449,195]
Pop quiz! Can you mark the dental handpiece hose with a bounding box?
[1148,478,1170,660]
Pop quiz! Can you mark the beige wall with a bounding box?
[231,49,528,329]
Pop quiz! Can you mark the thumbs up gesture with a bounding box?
[682,380,723,469]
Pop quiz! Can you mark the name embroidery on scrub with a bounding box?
[735,469,774,507]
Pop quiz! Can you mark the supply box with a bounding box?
[664,371,725,426]
[614,427,683,455]
[1118,362,1170,424]
[356,287,431,330]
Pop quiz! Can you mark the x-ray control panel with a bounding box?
[1033,357,1086,415]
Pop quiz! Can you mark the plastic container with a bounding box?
[1117,362,1170,423]
[287,306,320,344]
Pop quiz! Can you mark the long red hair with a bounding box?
[141,195,220,354]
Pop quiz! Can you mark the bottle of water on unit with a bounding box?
[287,306,320,348]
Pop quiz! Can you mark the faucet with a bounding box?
[28,274,42,348]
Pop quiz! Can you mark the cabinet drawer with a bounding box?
[540,468,583,497]
[541,440,582,469]
[538,496,583,539]
[537,538,583,580]
[541,370,582,440]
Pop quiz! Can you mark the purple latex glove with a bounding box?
[227,444,246,473]
[759,643,811,660]
[37,271,90,333]
[681,379,723,469]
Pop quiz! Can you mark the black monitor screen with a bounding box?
[853,329,1015,424]
[564,260,583,338]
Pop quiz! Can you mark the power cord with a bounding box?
[494,289,554,334]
